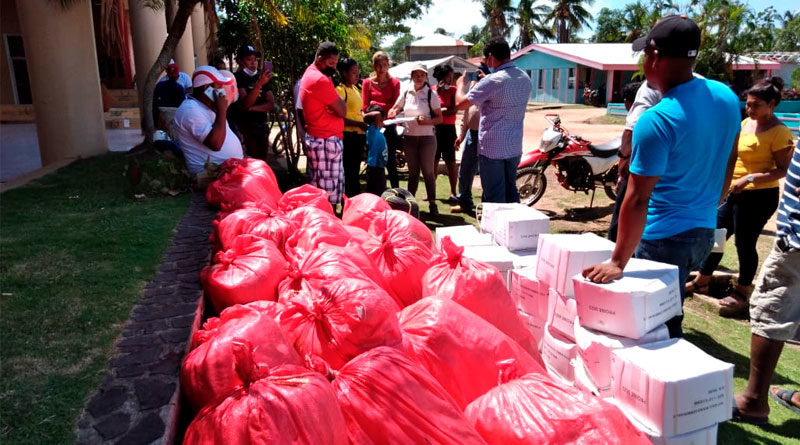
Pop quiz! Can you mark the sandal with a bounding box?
[685,279,710,296]
[718,287,750,318]
[769,387,800,416]
[731,405,769,426]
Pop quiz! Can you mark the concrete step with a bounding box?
[105,107,140,129]
[108,89,138,108]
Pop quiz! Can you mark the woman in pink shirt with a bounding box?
[362,51,401,188]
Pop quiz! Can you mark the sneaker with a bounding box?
[429,203,439,216]
[446,195,458,204]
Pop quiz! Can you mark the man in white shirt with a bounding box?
[173,66,244,179]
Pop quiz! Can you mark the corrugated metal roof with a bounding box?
[511,43,781,71]
[409,34,473,47]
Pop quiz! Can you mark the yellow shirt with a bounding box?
[336,84,364,134]
[733,119,795,190]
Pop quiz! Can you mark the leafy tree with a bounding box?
[462,25,487,57]
[385,33,416,63]
[434,27,452,36]
[774,11,800,51]
[691,0,748,82]
[341,0,432,42]
[791,68,800,90]
[546,0,594,43]
[594,8,626,42]
[482,0,513,38]
[514,0,553,49]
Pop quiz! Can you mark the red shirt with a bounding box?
[299,63,344,139]
[435,85,457,125]
[361,77,400,113]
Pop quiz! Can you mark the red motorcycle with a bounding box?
[516,114,621,207]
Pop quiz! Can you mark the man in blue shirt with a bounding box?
[732,141,800,425]
[583,15,741,338]
[455,37,531,203]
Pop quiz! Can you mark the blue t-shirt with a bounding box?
[366,124,387,168]
[630,77,740,240]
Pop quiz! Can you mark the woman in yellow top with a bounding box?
[336,57,368,197]
[687,77,795,317]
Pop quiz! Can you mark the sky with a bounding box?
[384,0,797,46]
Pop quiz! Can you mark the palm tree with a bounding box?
[621,1,648,42]
[514,0,553,48]
[547,0,594,43]
[482,0,513,38]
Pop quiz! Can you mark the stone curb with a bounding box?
[75,192,214,445]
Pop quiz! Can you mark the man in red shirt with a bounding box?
[299,42,347,207]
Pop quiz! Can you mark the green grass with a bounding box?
[0,153,190,444]
[585,114,628,125]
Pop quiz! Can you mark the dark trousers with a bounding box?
[342,131,365,197]
[479,154,521,203]
[608,175,628,242]
[384,124,400,188]
[457,130,480,210]
[366,166,386,196]
[699,187,780,286]
[635,227,715,338]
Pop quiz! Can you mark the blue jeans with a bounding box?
[457,130,479,210]
[479,154,521,203]
[634,227,715,338]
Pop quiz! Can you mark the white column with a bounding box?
[606,70,614,105]
[16,0,107,165]
[191,3,208,66]
[167,0,195,73]
[128,0,168,118]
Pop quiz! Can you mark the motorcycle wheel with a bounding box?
[604,184,617,201]
[603,165,618,201]
[516,166,547,206]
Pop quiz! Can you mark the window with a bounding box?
[4,34,32,104]
[537,69,544,90]
[568,68,575,89]
[552,68,560,90]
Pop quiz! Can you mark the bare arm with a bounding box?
[203,94,229,151]
[455,74,473,111]
[618,129,633,179]
[719,135,739,202]
[327,96,347,118]
[238,72,273,109]
[417,107,442,126]
[582,173,660,282]
[246,90,275,113]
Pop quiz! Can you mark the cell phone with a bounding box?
[204,86,226,101]
[263,60,273,74]
[465,71,478,82]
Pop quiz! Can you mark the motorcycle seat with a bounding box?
[588,137,621,158]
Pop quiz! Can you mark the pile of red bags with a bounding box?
[183,164,644,443]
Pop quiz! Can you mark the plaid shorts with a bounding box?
[304,134,344,205]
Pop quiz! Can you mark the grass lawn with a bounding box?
[0,153,190,444]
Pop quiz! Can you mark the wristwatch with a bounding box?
[747,174,755,183]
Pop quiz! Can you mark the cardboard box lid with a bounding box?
[538,233,615,253]
[494,205,550,223]
[509,249,538,268]
[463,245,515,270]
[612,339,734,381]
[574,319,670,351]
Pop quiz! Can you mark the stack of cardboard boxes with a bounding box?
[505,231,734,444]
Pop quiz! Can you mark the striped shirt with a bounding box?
[467,62,532,159]
[777,141,800,249]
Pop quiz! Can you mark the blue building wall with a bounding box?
[514,51,577,103]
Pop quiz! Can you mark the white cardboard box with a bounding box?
[546,288,577,342]
[573,258,681,339]
[541,323,577,384]
[492,205,550,251]
[608,398,719,445]
[434,225,493,251]
[480,203,519,234]
[509,249,538,269]
[463,245,516,289]
[535,233,615,297]
[610,339,734,437]
[574,319,670,396]
[510,267,549,347]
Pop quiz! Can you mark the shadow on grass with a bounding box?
[719,418,800,445]
[420,212,470,229]
[551,203,615,222]
[683,330,799,388]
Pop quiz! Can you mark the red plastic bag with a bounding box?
[213,207,297,252]
[399,297,546,409]
[317,242,398,301]
[283,207,351,259]
[342,193,392,231]
[201,235,287,311]
[278,247,371,298]
[363,228,433,307]
[277,278,402,370]
[206,165,281,211]
[333,346,487,445]
[278,184,334,214]
[369,209,434,250]
[217,157,279,189]
[180,304,300,412]
[343,225,375,247]
[183,339,348,445]
[465,372,650,445]
[422,237,541,361]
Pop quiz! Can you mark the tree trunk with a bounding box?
[558,19,568,43]
[142,0,200,142]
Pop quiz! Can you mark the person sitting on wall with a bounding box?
[173,66,243,181]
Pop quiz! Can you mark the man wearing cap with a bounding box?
[153,63,185,129]
[454,37,532,204]
[233,44,275,160]
[299,42,347,207]
[173,66,244,179]
[583,15,741,338]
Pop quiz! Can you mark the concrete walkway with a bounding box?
[0,123,141,184]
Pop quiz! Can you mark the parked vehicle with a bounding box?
[517,114,620,207]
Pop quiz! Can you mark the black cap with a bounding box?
[236,44,259,60]
[632,14,701,58]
